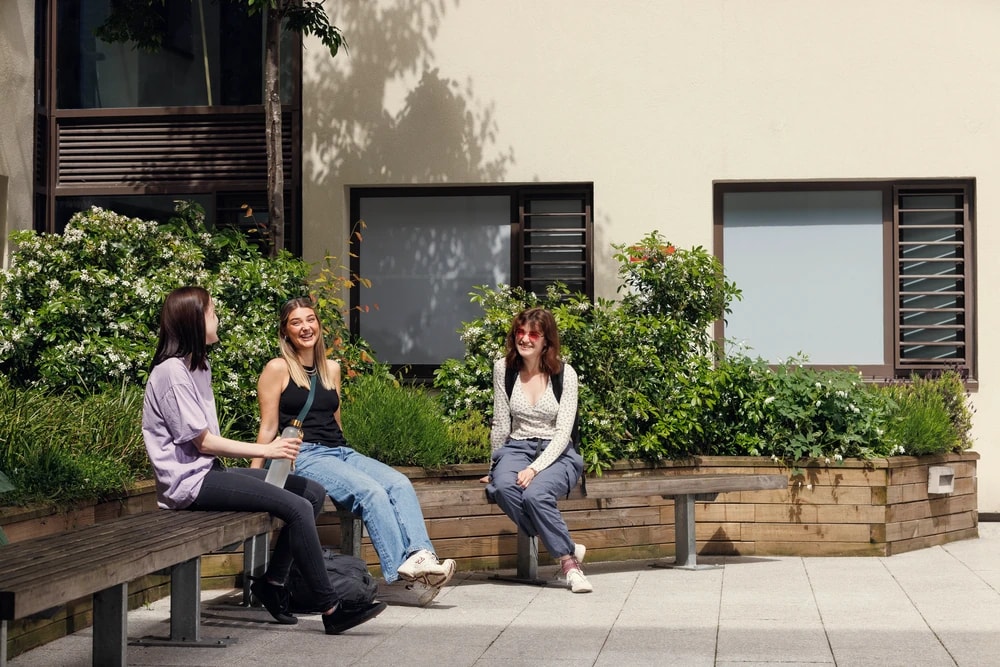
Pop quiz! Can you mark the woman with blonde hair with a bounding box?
[253,297,455,604]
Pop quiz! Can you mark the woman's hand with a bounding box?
[267,435,301,461]
[516,467,537,489]
[479,475,490,483]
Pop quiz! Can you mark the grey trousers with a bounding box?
[487,439,583,559]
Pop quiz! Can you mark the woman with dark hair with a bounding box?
[483,307,591,593]
[142,286,386,634]
[252,297,455,605]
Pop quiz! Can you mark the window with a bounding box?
[349,184,593,377]
[34,0,301,246]
[55,0,292,109]
[714,180,976,381]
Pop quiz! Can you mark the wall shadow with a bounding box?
[303,1,517,366]
[304,1,513,187]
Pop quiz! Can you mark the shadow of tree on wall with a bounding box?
[303,1,515,368]
[303,0,513,186]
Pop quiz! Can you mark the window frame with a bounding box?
[713,178,977,383]
[348,183,594,379]
[33,0,302,250]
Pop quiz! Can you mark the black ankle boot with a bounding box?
[249,576,298,625]
[322,600,387,634]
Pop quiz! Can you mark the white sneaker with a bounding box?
[377,579,440,607]
[574,543,586,563]
[397,549,457,588]
[566,566,593,594]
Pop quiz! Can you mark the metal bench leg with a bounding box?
[517,529,538,581]
[2,619,9,667]
[339,510,363,557]
[652,494,720,571]
[171,557,202,641]
[92,582,128,667]
[131,557,235,649]
[490,527,565,586]
[243,533,269,606]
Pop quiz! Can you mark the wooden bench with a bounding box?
[0,510,274,667]
[330,472,788,583]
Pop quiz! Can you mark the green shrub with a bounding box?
[341,372,456,467]
[613,231,741,333]
[706,356,898,463]
[0,377,148,506]
[443,410,491,465]
[0,202,379,441]
[434,232,973,471]
[882,371,971,456]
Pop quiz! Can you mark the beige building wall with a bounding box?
[304,0,1000,512]
[0,0,35,269]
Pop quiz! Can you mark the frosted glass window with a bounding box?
[723,191,884,364]
[359,196,511,365]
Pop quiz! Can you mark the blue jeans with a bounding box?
[487,439,583,559]
[186,467,337,611]
[293,443,435,583]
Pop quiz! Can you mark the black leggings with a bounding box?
[187,467,336,611]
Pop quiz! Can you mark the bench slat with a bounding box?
[0,511,208,580]
[585,474,788,499]
[0,511,264,584]
[0,510,272,620]
[410,474,787,508]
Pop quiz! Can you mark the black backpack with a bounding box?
[286,547,378,613]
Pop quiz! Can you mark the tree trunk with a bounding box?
[263,7,284,258]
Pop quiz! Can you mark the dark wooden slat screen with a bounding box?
[518,191,593,298]
[895,188,970,369]
[54,113,292,190]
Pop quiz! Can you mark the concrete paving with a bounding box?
[11,522,1000,666]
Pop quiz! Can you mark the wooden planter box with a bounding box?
[317,451,980,573]
[1,452,979,658]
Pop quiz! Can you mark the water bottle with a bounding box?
[264,419,303,488]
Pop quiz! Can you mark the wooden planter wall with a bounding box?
[1,452,980,658]
[318,452,980,575]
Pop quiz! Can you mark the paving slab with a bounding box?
[9,523,1000,666]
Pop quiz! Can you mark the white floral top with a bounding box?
[490,357,578,473]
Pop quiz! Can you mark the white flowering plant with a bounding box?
[0,202,376,443]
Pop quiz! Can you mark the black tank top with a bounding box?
[278,378,348,448]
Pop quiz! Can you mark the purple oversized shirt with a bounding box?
[141,357,219,509]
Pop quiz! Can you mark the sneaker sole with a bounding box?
[377,581,441,607]
[323,601,387,634]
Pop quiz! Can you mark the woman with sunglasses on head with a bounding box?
[483,307,592,593]
[141,286,386,634]
[252,297,456,605]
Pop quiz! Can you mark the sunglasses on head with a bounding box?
[515,328,542,341]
